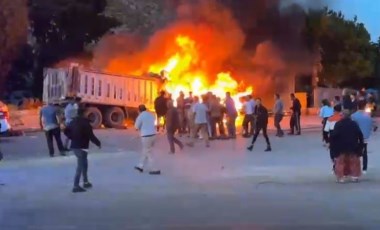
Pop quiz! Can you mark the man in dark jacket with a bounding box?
[331,110,364,183]
[166,100,184,154]
[154,91,168,132]
[350,93,358,113]
[64,108,101,193]
[342,93,353,111]
[247,98,271,152]
[289,93,301,135]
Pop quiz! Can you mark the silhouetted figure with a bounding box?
[288,93,301,135]
[225,92,238,138]
[176,91,186,134]
[166,101,184,154]
[247,98,271,152]
[154,91,168,132]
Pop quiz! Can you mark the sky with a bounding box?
[282,0,379,42]
[328,0,380,42]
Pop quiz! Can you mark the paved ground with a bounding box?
[1,128,380,229]
[10,113,325,133]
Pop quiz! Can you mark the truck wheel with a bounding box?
[105,107,125,128]
[84,107,103,129]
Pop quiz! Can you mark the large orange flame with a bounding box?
[148,34,252,109]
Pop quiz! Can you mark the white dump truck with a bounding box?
[43,64,163,128]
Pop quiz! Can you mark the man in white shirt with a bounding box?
[134,104,160,175]
[242,95,255,137]
[187,96,210,147]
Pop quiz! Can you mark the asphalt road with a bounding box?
[1,129,380,229]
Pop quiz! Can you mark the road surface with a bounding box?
[1,129,380,229]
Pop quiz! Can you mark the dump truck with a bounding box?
[43,64,163,128]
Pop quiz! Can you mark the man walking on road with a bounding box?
[40,101,67,157]
[64,108,101,193]
[134,105,161,175]
[351,101,373,174]
[166,100,184,154]
[247,98,271,152]
[187,96,210,148]
[273,93,284,137]
[289,93,302,135]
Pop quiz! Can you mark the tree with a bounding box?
[104,0,169,35]
[28,0,119,96]
[0,0,28,95]
[304,8,375,88]
[372,37,380,89]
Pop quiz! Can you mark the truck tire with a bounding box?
[84,107,103,129]
[104,107,125,128]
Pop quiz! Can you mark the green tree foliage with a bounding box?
[28,0,120,96]
[0,0,28,94]
[305,8,376,87]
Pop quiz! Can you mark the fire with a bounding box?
[148,34,251,109]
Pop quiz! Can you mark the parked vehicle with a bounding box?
[43,64,164,128]
[0,101,11,133]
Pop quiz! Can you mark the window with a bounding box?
[107,84,110,97]
[119,88,123,100]
[98,80,102,96]
[84,75,88,94]
[91,77,95,95]
[114,86,117,99]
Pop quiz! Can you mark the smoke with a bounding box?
[93,0,245,84]
[92,0,325,99]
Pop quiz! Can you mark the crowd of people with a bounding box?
[36,89,378,193]
[320,90,377,183]
[153,90,303,141]
[131,90,304,173]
